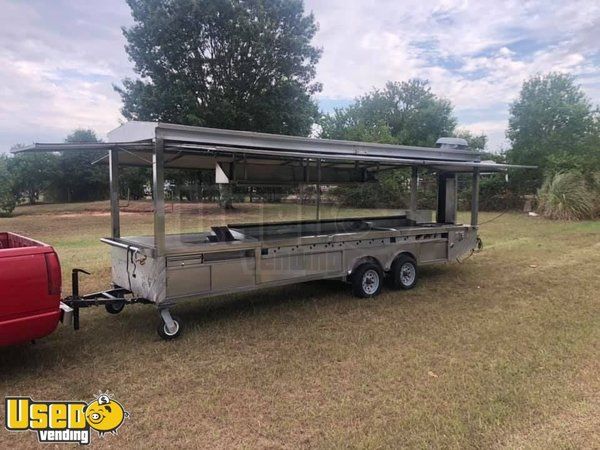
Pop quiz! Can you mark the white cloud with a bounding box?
[0,0,133,151]
[305,0,600,150]
[0,0,598,153]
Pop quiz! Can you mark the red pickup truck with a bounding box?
[0,232,69,346]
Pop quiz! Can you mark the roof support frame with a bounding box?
[410,166,418,213]
[14,121,536,255]
[153,138,166,257]
[109,149,120,239]
[471,168,480,227]
[316,159,322,220]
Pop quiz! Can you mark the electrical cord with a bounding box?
[125,246,147,292]
[478,210,509,225]
[456,237,483,264]
[126,245,133,291]
[456,249,474,264]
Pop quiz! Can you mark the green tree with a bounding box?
[321,80,457,208]
[49,129,109,202]
[0,155,17,216]
[121,167,151,200]
[453,129,487,151]
[506,73,599,193]
[116,0,322,136]
[321,80,456,146]
[9,145,58,205]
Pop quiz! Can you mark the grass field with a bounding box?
[1,201,599,449]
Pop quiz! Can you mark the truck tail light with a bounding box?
[44,252,62,296]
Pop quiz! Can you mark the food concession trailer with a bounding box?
[15,122,533,340]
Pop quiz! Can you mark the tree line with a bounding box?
[1,0,599,218]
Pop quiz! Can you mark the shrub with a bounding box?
[458,173,524,211]
[332,169,410,209]
[537,171,594,220]
[587,172,600,217]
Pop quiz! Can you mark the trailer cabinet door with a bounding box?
[166,257,211,298]
[210,257,256,291]
[166,250,256,299]
[258,249,343,283]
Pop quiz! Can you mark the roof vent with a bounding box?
[436,137,469,151]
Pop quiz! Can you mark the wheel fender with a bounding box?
[347,256,384,277]
[386,251,417,271]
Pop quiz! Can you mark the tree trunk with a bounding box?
[218,184,234,209]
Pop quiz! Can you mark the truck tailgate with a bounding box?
[0,232,62,346]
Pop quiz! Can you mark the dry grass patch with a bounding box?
[0,203,599,449]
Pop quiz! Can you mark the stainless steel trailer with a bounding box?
[17,122,533,339]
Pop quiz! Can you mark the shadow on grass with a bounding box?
[0,264,456,375]
[153,264,456,330]
[174,278,348,323]
[0,280,342,373]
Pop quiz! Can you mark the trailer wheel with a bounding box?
[105,301,125,315]
[389,255,418,290]
[351,263,383,298]
[157,315,183,340]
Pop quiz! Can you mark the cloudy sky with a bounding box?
[1,0,599,153]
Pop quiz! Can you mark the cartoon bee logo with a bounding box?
[84,392,129,436]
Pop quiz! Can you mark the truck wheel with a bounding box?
[105,301,125,315]
[389,255,418,290]
[157,315,183,340]
[351,263,383,298]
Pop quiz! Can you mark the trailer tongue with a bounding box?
[14,121,534,341]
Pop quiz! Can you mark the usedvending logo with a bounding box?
[4,392,129,445]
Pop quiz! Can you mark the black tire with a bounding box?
[157,315,183,340]
[389,254,418,290]
[105,301,125,315]
[351,262,383,298]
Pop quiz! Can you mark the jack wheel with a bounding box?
[157,315,183,340]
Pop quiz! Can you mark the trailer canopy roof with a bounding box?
[15,121,534,184]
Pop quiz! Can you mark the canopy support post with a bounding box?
[410,166,418,213]
[437,172,457,224]
[471,168,480,226]
[316,159,321,220]
[109,149,120,239]
[153,138,166,256]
